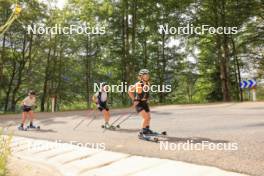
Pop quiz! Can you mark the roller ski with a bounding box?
[138,132,159,142]
[110,113,134,129]
[26,124,40,131]
[138,129,167,142]
[101,122,116,130]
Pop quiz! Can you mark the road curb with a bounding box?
[8,136,249,176]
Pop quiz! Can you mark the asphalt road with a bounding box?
[1,102,264,176]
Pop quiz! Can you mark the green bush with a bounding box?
[0,129,12,176]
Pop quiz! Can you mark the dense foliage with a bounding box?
[0,0,263,113]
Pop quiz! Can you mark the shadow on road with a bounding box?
[243,122,264,128]
[151,111,172,115]
[114,128,140,133]
[40,119,67,125]
[24,129,57,133]
[166,136,229,144]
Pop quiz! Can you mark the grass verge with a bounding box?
[0,128,12,176]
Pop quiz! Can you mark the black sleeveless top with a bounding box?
[134,81,150,101]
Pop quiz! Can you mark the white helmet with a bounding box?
[138,69,149,76]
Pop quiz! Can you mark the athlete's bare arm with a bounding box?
[92,95,98,103]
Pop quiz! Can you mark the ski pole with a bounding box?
[86,111,97,127]
[73,119,85,131]
[73,108,94,130]
[86,103,98,127]
[115,112,135,128]
[109,106,134,127]
[108,113,127,126]
[102,113,126,133]
[73,105,95,130]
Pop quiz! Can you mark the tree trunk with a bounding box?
[220,0,230,101]
[4,62,16,112]
[0,34,6,92]
[26,29,34,83]
[50,37,58,111]
[160,31,166,103]
[125,0,130,84]
[131,0,137,78]
[121,0,128,105]
[231,38,243,101]
[55,39,64,111]
[41,35,52,112]
[85,35,91,108]
[0,9,8,101]
[11,34,28,111]
[143,36,147,67]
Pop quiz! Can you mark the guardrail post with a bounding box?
[252,87,257,102]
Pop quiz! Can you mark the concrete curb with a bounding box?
[8,136,248,176]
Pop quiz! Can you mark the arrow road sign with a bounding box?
[240,80,257,89]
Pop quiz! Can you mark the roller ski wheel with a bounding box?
[116,125,120,129]
[153,137,159,142]
[160,131,167,135]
